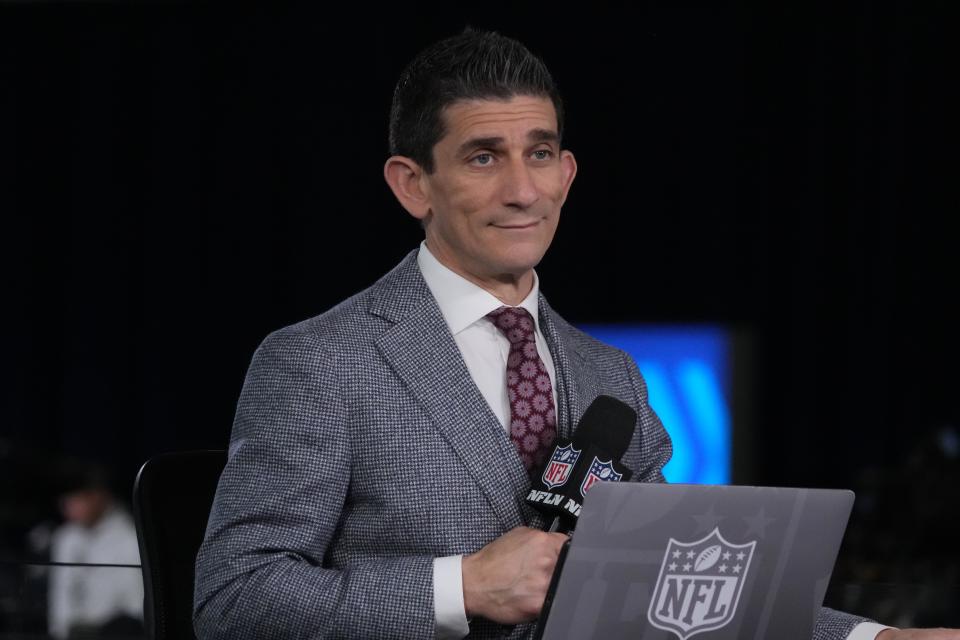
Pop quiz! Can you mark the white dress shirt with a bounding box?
[416,241,889,640]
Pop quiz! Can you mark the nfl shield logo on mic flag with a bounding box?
[647,527,757,640]
[542,443,581,489]
[579,457,623,497]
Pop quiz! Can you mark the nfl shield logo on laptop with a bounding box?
[579,457,624,496]
[542,443,581,489]
[647,527,757,640]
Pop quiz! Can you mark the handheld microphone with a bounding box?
[525,395,636,533]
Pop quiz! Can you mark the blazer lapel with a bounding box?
[370,253,529,531]
[539,296,602,438]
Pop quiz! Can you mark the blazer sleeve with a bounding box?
[622,352,673,483]
[815,607,874,640]
[193,329,435,640]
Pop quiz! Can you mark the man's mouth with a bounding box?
[491,219,541,229]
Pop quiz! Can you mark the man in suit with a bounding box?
[194,29,958,640]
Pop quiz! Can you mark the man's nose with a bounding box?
[501,158,540,209]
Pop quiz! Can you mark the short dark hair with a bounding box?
[388,28,564,173]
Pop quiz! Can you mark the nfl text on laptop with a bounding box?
[534,482,854,640]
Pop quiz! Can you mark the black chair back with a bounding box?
[133,450,226,640]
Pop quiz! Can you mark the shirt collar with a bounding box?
[416,241,542,336]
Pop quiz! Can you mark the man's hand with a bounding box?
[877,629,960,639]
[461,526,568,625]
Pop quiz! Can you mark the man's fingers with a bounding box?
[880,629,960,640]
[462,527,570,624]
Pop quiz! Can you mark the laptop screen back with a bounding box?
[538,482,854,640]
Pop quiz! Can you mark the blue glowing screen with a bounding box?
[577,325,731,484]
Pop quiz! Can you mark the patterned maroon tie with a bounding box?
[487,306,557,472]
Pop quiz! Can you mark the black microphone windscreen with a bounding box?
[572,395,637,458]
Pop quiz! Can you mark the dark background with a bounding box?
[2,1,958,626]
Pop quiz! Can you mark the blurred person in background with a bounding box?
[48,462,143,639]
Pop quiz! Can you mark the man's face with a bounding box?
[418,95,576,290]
[59,488,110,528]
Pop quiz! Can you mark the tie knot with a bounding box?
[487,306,536,345]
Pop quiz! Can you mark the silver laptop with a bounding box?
[535,482,854,640]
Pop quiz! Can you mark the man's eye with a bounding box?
[472,153,494,165]
[532,149,553,161]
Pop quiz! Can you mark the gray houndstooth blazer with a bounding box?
[193,250,870,639]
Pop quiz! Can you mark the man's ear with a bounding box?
[384,155,431,220]
[558,149,578,207]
